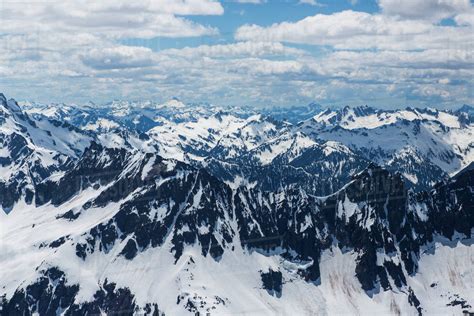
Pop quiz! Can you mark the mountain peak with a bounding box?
[1,93,473,315]
[0,93,22,113]
[458,104,474,113]
[352,105,377,116]
[349,163,406,195]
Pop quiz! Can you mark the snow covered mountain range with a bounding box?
[1,93,473,315]
[19,97,474,193]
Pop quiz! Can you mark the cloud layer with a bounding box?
[378,0,471,22]
[235,10,473,50]
[0,0,472,108]
[0,0,222,38]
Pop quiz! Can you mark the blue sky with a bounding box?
[0,0,472,108]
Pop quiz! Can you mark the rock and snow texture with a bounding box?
[1,93,473,315]
[0,94,94,211]
[19,97,474,193]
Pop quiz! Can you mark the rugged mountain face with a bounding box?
[20,98,474,193]
[1,94,473,315]
[0,95,163,212]
[260,102,323,123]
[21,99,255,133]
[147,113,372,196]
[0,94,93,211]
[1,141,473,314]
[300,106,473,190]
[146,104,474,193]
[456,105,474,124]
[205,134,371,195]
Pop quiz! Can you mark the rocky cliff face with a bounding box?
[1,143,472,314]
[1,94,473,315]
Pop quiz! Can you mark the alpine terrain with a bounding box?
[1,93,473,315]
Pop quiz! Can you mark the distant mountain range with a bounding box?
[18,97,473,193]
[1,93,473,315]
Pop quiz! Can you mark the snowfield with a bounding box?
[1,93,473,315]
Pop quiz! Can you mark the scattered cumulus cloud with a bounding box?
[298,0,325,6]
[235,10,473,50]
[454,9,474,25]
[234,0,267,3]
[378,0,471,22]
[0,0,472,108]
[161,41,307,58]
[0,0,223,38]
[81,46,155,70]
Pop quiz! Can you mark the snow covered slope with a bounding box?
[300,106,474,190]
[1,94,473,315]
[0,94,93,211]
[1,138,472,315]
[313,105,467,129]
[0,95,163,212]
[14,96,474,194]
[21,99,254,134]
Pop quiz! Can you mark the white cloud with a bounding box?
[378,0,471,22]
[455,10,474,25]
[232,58,305,75]
[81,46,155,70]
[0,1,471,108]
[2,32,472,107]
[232,9,471,106]
[328,49,473,70]
[236,11,424,47]
[235,10,472,50]
[0,0,226,102]
[162,41,306,58]
[0,0,222,39]
[234,0,267,3]
[298,0,324,6]
[413,85,452,99]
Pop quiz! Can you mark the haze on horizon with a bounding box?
[0,0,472,109]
